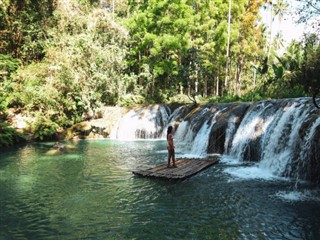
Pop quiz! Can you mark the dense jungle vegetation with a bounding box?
[0,0,320,145]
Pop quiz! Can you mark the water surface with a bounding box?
[0,140,319,239]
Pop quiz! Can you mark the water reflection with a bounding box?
[0,140,319,239]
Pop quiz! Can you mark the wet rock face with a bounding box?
[8,98,320,183]
[287,113,320,183]
[59,120,109,140]
[309,126,320,183]
[312,130,320,183]
[66,99,318,183]
[207,103,251,154]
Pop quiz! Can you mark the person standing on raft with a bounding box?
[167,126,177,168]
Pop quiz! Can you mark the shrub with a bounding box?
[32,115,59,141]
[0,122,25,148]
[167,94,193,105]
[118,94,145,107]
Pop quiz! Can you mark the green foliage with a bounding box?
[300,34,320,94]
[167,94,193,105]
[0,54,20,76]
[0,55,20,111]
[207,90,264,103]
[239,91,264,102]
[0,0,55,62]
[126,0,266,99]
[0,122,25,147]
[0,98,7,111]
[32,114,59,141]
[118,94,145,107]
[1,0,319,146]
[259,34,320,99]
[3,0,133,129]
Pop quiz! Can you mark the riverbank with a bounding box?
[2,98,320,184]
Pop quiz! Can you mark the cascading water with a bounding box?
[107,98,319,182]
[167,105,190,127]
[228,101,275,160]
[174,107,221,157]
[290,117,320,181]
[224,115,237,154]
[189,112,219,157]
[259,101,310,175]
[174,107,210,147]
[110,105,171,140]
[226,98,320,181]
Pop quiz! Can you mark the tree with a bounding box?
[261,34,320,100]
[295,0,320,24]
[273,0,288,25]
[232,0,265,96]
[126,0,194,100]
[293,1,320,106]
[225,0,232,94]
[300,34,320,96]
[263,0,288,59]
[1,0,131,130]
[0,0,55,63]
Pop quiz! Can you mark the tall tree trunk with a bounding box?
[267,0,273,59]
[204,78,208,98]
[216,75,219,96]
[152,77,155,97]
[216,66,220,96]
[225,0,232,94]
[236,63,242,96]
[253,67,256,89]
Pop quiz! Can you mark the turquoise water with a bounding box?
[0,140,320,239]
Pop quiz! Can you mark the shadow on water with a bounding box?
[0,140,320,239]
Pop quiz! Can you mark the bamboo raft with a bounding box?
[132,158,219,180]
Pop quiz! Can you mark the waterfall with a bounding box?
[226,98,319,181]
[224,115,238,154]
[174,120,193,147]
[167,106,188,126]
[110,105,171,140]
[189,113,219,157]
[259,102,309,175]
[175,107,220,157]
[291,117,320,181]
[174,107,210,145]
[105,98,320,182]
[229,101,275,160]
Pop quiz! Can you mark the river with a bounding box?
[1,140,319,239]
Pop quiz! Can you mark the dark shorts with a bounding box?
[168,149,175,157]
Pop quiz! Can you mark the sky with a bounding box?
[260,2,307,47]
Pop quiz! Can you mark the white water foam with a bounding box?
[224,164,280,181]
[220,155,281,180]
[224,115,237,155]
[219,155,240,165]
[296,117,320,178]
[174,109,220,158]
[229,102,274,160]
[274,190,320,202]
[259,103,309,175]
[189,117,217,157]
[111,105,169,140]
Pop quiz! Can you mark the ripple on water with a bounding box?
[1,140,320,239]
[275,189,320,202]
